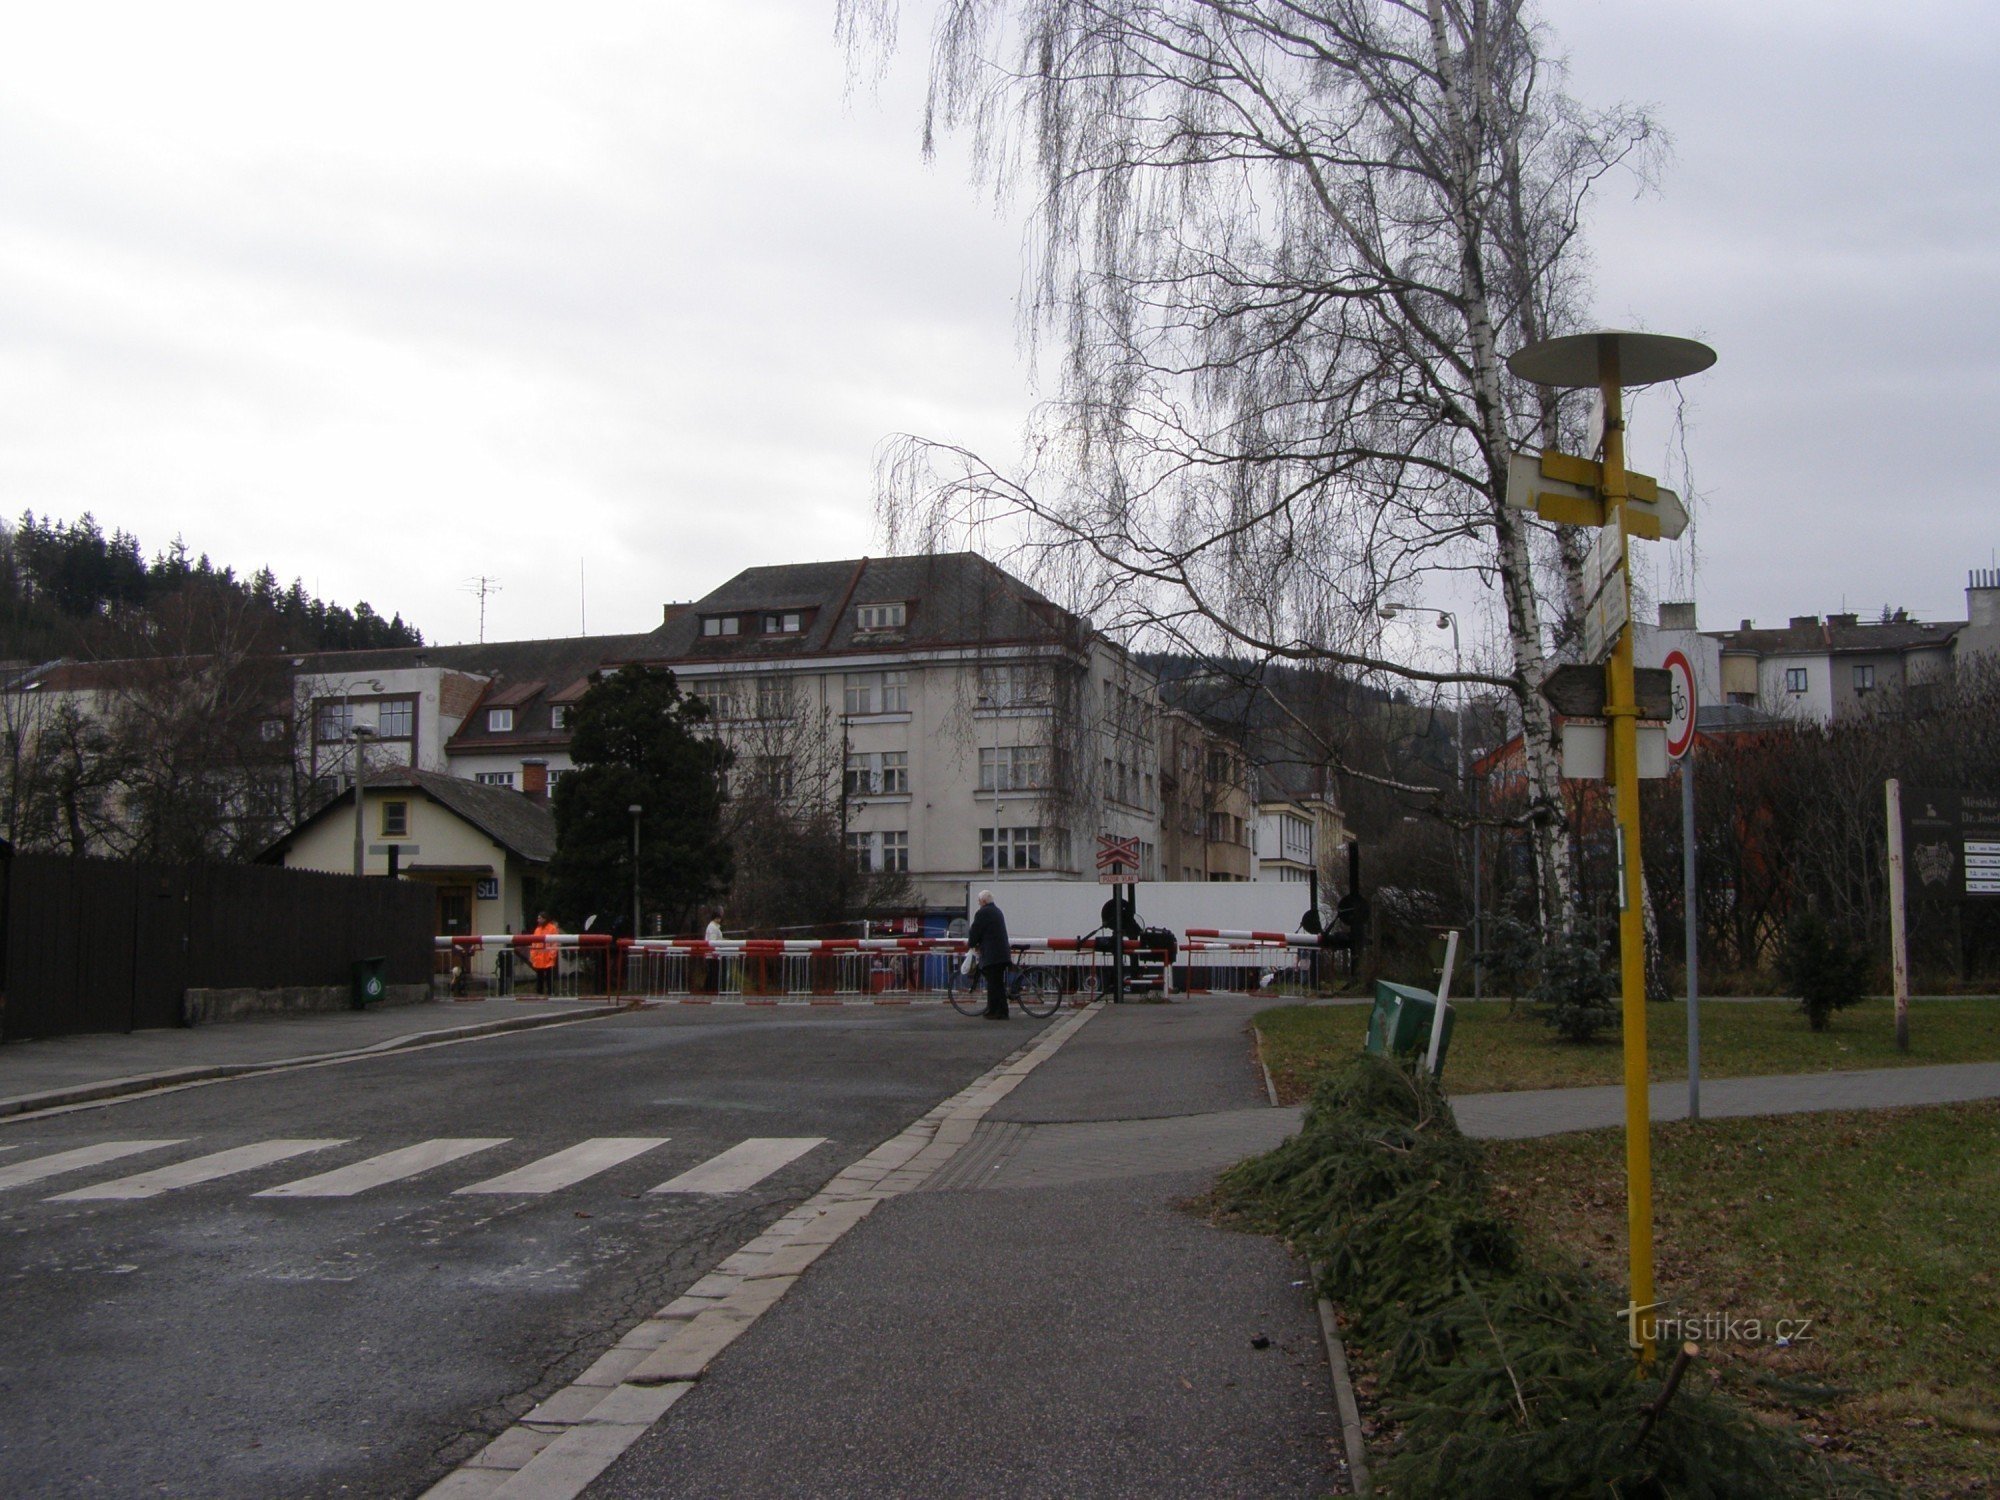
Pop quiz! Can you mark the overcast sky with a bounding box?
[2,1,1993,658]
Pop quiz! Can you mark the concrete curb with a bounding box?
[1315,1289,1372,1495]
[420,1002,1108,1500]
[0,1004,634,1121]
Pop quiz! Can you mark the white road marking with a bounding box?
[49,1140,347,1201]
[454,1137,669,1195]
[648,1137,827,1195]
[0,1140,188,1192]
[254,1138,511,1198]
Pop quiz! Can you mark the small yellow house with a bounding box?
[262,768,556,937]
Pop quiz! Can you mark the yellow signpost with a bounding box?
[1505,330,1716,1366]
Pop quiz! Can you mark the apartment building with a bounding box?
[625,554,1164,911]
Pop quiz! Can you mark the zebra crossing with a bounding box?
[2,1134,827,1204]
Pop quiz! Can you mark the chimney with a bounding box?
[521,761,548,801]
[1789,615,1819,631]
[1828,613,1858,629]
[1657,602,1697,631]
[1970,568,2000,629]
[1739,619,1755,633]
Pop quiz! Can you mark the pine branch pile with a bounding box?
[1214,1057,1888,1498]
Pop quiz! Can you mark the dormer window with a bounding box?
[550,705,569,730]
[856,602,906,632]
[488,708,514,732]
[762,611,803,634]
[702,615,741,637]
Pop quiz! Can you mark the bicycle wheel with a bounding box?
[1013,967,1061,1018]
[948,964,989,1016]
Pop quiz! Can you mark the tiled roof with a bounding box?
[263,767,556,864]
[637,553,1088,665]
[1711,617,1963,656]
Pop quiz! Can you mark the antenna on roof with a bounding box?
[580,557,586,637]
[463,576,503,644]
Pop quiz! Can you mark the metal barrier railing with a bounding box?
[431,930,1312,1001]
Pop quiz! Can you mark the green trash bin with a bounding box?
[351,956,388,1010]
[1366,979,1454,1072]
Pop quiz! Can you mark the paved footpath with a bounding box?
[586,996,1344,1500]
[1451,1059,2000,1138]
[0,995,625,1115]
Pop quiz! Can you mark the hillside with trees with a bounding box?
[0,512,422,664]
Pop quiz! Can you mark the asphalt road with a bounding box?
[0,1006,1031,1498]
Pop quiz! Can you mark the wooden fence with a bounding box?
[0,854,433,1041]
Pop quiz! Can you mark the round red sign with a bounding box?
[1664,650,1697,759]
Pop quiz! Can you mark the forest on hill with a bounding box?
[0,512,423,664]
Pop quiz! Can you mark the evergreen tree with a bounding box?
[544,667,731,930]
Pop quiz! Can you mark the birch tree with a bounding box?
[841,0,1656,927]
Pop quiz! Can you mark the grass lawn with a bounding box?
[1483,1103,2000,1497]
[1254,997,2000,1102]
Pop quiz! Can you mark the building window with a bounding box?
[1853,664,1875,692]
[844,673,882,715]
[761,611,803,634]
[691,683,735,721]
[978,663,1044,708]
[259,717,287,742]
[547,768,566,792]
[882,671,909,712]
[881,751,909,794]
[550,705,569,730]
[475,771,515,788]
[881,830,909,873]
[845,750,906,797]
[487,708,514,733]
[979,744,1046,792]
[1785,667,1808,694]
[381,800,410,838]
[754,755,794,800]
[980,826,1041,872]
[756,677,791,718]
[702,615,741,637]
[377,699,414,739]
[845,832,874,872]
[316,702,353,742]
[856,602,906,631]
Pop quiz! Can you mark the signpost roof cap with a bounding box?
[1507,331,1716,389]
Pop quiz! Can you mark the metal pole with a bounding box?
[351,729,367,878]
[1113,880,1127,1005]
[1887,778,1910,1052]
[629,804,642,936]
[1472,770,1484,1002]
[1683,748,1700,1121]
[1600,338,1656,1364]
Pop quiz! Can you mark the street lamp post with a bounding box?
[628,804,642,936]
[1381,606,1470,986]
[351,723,377,878]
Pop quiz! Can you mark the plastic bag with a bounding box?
[961,950,979,978]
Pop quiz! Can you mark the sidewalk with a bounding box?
[0,995,625,1117]
[1451,1058,2000,1138]
[587,996,1345,1500]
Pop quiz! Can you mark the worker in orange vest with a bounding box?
[530,911,561,995]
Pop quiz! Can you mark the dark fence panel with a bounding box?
[2,855,433,1041]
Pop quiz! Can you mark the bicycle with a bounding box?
[947,943,1062,1019]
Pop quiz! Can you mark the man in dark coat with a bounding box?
[966,889,1012,1019]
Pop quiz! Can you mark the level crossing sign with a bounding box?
[1095,834,1141,885]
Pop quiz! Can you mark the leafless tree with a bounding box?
[841,0,1660,929]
